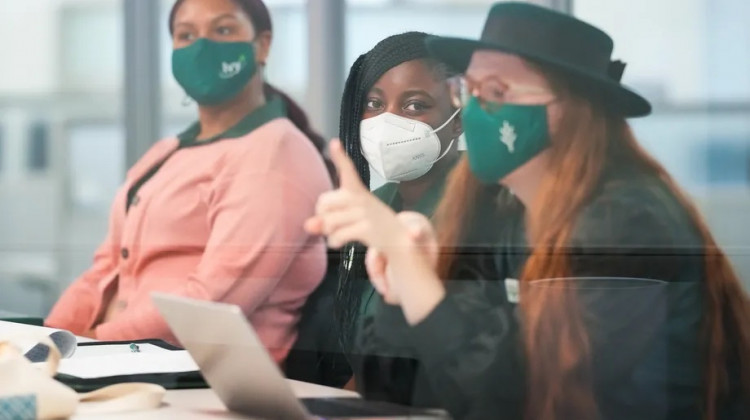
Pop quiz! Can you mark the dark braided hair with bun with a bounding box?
[336,32,456,354]
[169,0,335,182]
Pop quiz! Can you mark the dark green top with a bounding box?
[176,96,286,145]
[373,174,449,216]
[359,168,745,419]
[359,166,454,320]
[348,162,457,404]
[283,160,458,389]
[126,96,285,212]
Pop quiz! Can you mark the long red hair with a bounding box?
[433,65,750,420]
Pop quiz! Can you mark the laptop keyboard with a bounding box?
[301,398,432,418]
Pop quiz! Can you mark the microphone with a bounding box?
[24,330,77,362]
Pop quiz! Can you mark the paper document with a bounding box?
[0,320,67,339]
[57,350,199,379]
[72,343,172,359]
[0,320,77,358]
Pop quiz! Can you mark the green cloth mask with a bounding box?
[172,39,257,105]
[462,96,550,184]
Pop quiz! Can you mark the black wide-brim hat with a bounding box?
[426,2,651,117]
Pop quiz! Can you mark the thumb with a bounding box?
[365,248,387,280]
[330,139,366,192]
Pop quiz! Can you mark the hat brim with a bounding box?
[426,36,651,118]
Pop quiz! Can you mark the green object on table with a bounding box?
[0,310,43,326]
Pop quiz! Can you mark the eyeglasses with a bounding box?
[448,75,553,112]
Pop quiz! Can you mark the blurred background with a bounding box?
[0,0,748,317]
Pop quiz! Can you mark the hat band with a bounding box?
[607,60,626,82]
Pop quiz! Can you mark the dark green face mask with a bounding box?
[172,38,257,105]
[462,96,550,184]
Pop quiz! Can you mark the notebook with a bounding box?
[54,340,208,392]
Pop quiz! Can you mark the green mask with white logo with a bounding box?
[462,96,550,184]
[172,39,257,105]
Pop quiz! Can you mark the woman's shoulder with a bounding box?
[127,137,179,179]
[568,170,707,283]
[242,118,322,160]
[576,170,701,248]
[219,118,323,169]
[218,118,332,190]
[142,137,180,160]
[588,170,683,219]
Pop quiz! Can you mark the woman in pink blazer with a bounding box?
[46,0,333,364]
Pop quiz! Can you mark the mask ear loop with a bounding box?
[433,137,456,162]
[392,108,462,179]
[425,107,462,163]
[419,107,463,170]
[392,136,456,181]
[430,107,462,135]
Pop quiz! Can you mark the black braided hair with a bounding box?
[335,31,454,355]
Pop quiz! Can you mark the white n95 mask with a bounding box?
[359,109,460,182]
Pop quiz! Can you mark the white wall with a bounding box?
[575,0,707,103]
[706,0,750,101]
[0,0,62,95]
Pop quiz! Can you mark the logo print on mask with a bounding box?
[500,121,517,153]
[220,54,246,79]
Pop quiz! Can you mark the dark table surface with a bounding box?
[0,310,43,326]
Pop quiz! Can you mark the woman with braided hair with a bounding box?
[335,31,465,393]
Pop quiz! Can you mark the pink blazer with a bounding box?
[46,117,332,363]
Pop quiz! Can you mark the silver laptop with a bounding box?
[152,293,445,420]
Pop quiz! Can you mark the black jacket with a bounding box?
[357,170,746,420]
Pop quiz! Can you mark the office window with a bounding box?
[0,124,4,174]
[67,123,124,213]
[706,140,749,185]
[26,121,49,172]
[60,1,123,93]
[345,0,496,68]
[0,0,125,314]
[576,0,750,288]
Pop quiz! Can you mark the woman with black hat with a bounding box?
[307,2,749,420]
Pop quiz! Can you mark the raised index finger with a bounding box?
[330,139,366,192]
